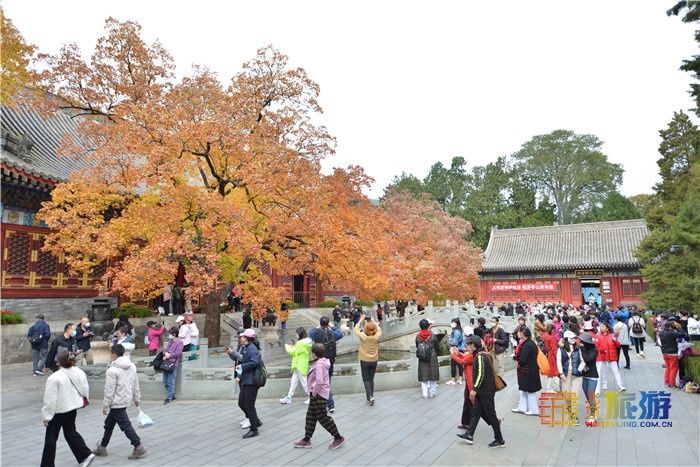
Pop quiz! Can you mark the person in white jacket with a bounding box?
[93,344,146,460]
[176,315,194,351]
[186,315,199,347]
[40,351,95,467]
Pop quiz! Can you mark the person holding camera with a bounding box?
[354,314,382,406]
[227,329,262,438]
[74,317,94,367]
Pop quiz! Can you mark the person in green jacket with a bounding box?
[280,327,313,405]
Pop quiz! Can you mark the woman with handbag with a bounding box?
[40,351,95,467]
[162,327,183,404]
[511,327,541,416]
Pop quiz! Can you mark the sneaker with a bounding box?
[294,439,312,449]
[640,352,645,358]
[446,380,456,385]
[328,407,335,413]
[93,444,108,457]
[329,437,346,450]
[240,418,249,426]
[618,387,626,392]
[511,408,525,413]
[304,399,310,405]
[458,379,464,385]
[34,370,45,376]
[163,398,171,405]
[524,412,539,416]
[279,396,292,405]
[240,420,251,429]
[370,396,375,406]
[128,444,147,460]
[488,439,506,448]
[457,433,473,444]
[81,453,96,467]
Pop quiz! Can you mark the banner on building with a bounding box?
[490,283,559,292]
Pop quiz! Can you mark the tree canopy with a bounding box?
[511,130,624,225]
[33,18,483,344]
[0,7,36,107]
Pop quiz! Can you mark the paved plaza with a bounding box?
[1,341,698,467]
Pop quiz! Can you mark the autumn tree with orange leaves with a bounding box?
[35,18,482,346]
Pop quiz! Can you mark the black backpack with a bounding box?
[417,340,432,362]
[317,328,337,361]
[29,327,42,346]
[631,319,643,334]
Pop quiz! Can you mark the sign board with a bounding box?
[574,269,604,277]
[490,283,558,292]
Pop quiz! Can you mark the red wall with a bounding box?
[480,275,647,307]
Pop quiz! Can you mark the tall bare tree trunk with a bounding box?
[203,290,223,347]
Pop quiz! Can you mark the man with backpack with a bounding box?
[27,314,51,376]
[309,316,343,412]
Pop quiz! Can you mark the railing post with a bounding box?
[199,337,208,368]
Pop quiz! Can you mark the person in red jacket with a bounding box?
[542,323,559,392]
[451,345,475,430]
[595,322,625,394]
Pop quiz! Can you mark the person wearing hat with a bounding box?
[176,316,194,352]
[457,335,505,448]
[416,319,439,399]
[162,327,183,404]
[229,328,263,438]
[556,330,583,425]
[578,332,599,422]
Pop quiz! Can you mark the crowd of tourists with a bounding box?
[30,310,202,465]
[30,298,699,464]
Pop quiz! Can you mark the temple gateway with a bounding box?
[479,219,650,307]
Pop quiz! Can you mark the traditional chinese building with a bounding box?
[480,220,650,307]
[1,98,114,319]
[1,97,348,317]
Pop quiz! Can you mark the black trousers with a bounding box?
[238,384,261,430]
[327,360,336,409]
[101,407,141,448]
[631,336,645,353]
[41,409,92,467]
[617,345,631,368]
[467,394,503,442]
[162,299,171,314]
[360,361,377,400]
[451,360,464,378]
[304,395,340,440]
[461,395,473,426]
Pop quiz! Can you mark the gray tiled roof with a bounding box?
[481,219,649,273]
[1,101,87,183]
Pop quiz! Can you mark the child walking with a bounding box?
[293,344,346,450]
[280,328,312,405]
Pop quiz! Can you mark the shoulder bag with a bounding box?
[66,372,89,408]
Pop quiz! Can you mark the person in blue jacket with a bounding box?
[447,318,466,385]
[230,329,262,439]
[27,314,51,376]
